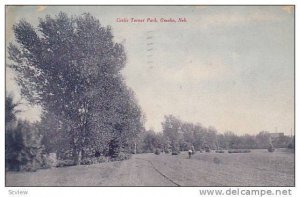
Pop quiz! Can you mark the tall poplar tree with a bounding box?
[8,12,143,164]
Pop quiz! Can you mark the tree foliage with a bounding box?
[8,12,143,163]
[5,95,45,171]
[5,94,21,124]
[162,115,182,152]
[161,115,217,152]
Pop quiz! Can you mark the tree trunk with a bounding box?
[72,147,82,165]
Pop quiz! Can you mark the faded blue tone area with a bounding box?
[6,6,294,134]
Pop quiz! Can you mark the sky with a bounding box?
[6,6,294,135]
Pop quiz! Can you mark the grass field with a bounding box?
[6,149,294,186]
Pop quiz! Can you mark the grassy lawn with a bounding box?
[147,149,294,186]
[6,161,122,186]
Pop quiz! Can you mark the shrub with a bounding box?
[20,160,39,172]
[171,145,180,155]
[204,146,210,153]
[164,149,170,154]
[154,149,161,155]
[110,152,132,161]
[243,149,251,153]
[44,153,57,168]
[35,153,50,169]
[79,156,108,165]
[108,139,121,159]
[97,156,108,163]
[268,144,275,152]
[228,149,251,153]
[80,158,94,165]
[172,150,180,155]
[215,150,225,153]
[95,151,101,157]
[56,159,75,167]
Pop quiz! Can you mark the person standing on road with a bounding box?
[188,149,192,159]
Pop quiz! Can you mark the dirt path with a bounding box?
[103,154,178,186]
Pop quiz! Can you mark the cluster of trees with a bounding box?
[136,115,294,154]
[217,131,293,150]
[7,12,143,169]
[136,115,220,154]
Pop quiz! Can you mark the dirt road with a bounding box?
[103,154,179,186]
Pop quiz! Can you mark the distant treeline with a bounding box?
[5,95,294,172]
[136,115,295,154]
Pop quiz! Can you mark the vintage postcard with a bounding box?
[5,5,295,187]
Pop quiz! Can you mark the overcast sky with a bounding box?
[6,6,294,135]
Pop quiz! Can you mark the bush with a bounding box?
[154,149,161,155]
[268,147,275,152]
[171,145,180,155]
[95,151,101,157]
[20,160,39,172]
[34,153,50,170]
[268,144,275,152]
[97,156,107,163]
[164,149,170,154]
[110,152,132,161]
[228,149,251,153]
[80,158,94,165]
[79,156,108,165]
[56,159,75,167]
[204,146,210,153]
[108,139,121,159]
[215,150,225,153]
[44,153,57,168]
